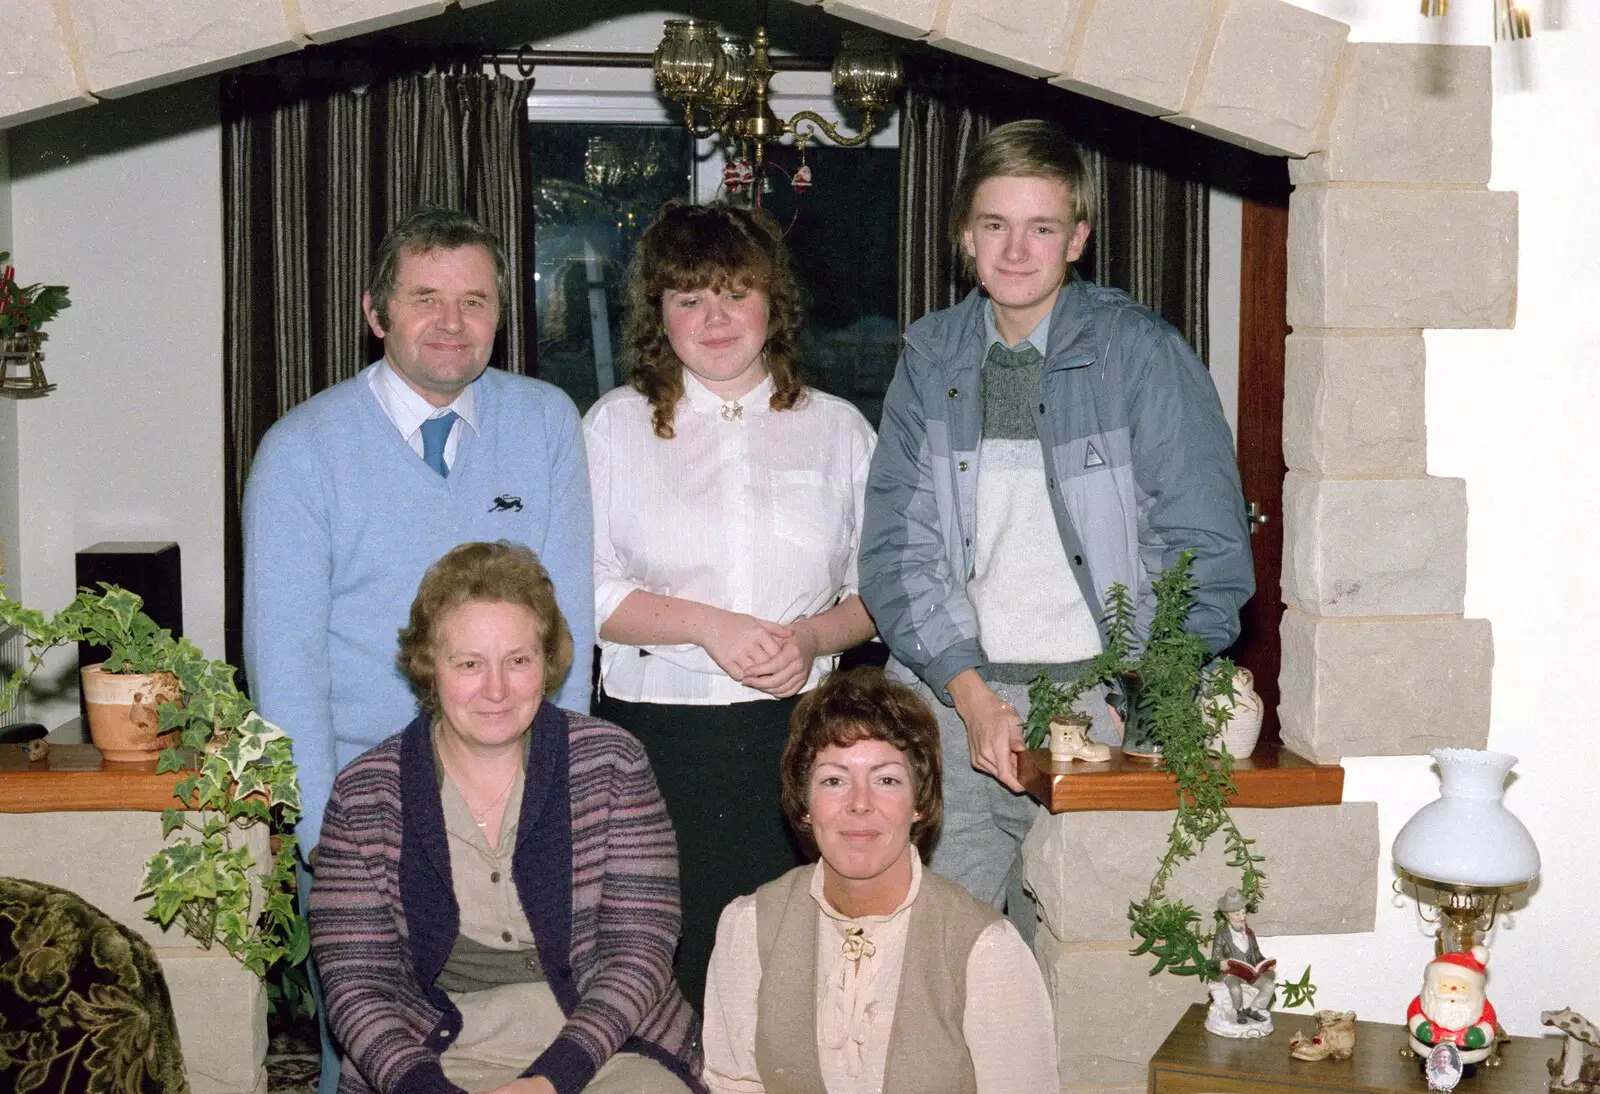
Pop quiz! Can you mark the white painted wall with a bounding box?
[1268,0,1593,1039]
[8,81,224,730]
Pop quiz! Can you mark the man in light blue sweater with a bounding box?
[243,205,593,858]
[244,207,593,1094]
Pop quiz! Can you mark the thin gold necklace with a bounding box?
[437,732,518,829]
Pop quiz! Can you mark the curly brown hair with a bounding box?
[780,667,944,858]
[620,200,807,439]
[397,541,574,709]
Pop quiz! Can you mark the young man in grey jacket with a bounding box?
[859,120,1253,941]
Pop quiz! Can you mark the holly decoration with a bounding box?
[0,253,71,336]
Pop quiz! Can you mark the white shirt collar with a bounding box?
[681,368,775,419]
[983,300,1051,356]
[370,359,480,438]
[809,848,923,926]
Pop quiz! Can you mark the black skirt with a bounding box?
[593,691,807,1013]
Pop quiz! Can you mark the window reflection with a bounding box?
[530,123,899,425]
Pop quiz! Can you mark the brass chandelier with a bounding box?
[652,17,902,202]
[1420,0,1532,40]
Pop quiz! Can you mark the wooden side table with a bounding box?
[1149,1004,1554,1094]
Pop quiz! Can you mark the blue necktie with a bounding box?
[420,411,458,478]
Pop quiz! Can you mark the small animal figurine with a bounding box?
[1542,1008,1600,1092]
[1290,1009,1357,1061]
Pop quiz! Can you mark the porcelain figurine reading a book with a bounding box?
[1205,887,1278,1038]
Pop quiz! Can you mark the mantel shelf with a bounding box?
[1018,741,1343,813]
[0,742,190,813]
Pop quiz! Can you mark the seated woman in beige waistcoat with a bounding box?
[700,667,1059,1093]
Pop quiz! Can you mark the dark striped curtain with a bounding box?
[897,59,1209,361]
[896,82,989,331]
[221,56,534,667]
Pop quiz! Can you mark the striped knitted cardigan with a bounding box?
[308,702,705,1094]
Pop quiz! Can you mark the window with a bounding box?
[527,65,899,423]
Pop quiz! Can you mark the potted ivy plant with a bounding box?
[0,251,70,395]
[0,583,306,979]
[1023,552,1315,1006]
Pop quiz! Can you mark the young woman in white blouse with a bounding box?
[701,667,1058,1094]
[583,200,877,1009]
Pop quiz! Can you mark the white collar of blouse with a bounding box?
[681,368,776,418]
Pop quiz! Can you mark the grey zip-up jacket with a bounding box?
[859,281,1253,702]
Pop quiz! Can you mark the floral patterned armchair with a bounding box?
[0,876,187,1093]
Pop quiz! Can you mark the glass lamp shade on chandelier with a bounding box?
[1419,0,1532,40]
[651,16,901,205]
[1392,748,1540,953]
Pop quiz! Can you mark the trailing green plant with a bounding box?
[0,252,71,336]
[1024,551,1316,1005]
[0,583,305,982]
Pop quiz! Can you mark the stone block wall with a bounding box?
[1022,803,1379,1092]
[1280,41,1504,763]
[0,812,272,1094]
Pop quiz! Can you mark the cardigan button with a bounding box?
[501,930,513,943]
[948,388,958,398]
[1073,555,1084,566]
[490,871,500,883]
[958,461,969,471]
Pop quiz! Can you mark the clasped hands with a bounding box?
[703,609,819,698]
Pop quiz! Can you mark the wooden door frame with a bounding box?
[1226,195,1289,744]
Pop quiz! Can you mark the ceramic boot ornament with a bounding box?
[1290,1009,1357,1061]
[1204,888,1277,1038]
[1048,713,1110,762]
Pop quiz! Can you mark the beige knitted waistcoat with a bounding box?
[752,864,998,1094]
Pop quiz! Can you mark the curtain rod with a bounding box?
[480,47,834,73]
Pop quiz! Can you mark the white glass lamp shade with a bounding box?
[1392,748,1541,887]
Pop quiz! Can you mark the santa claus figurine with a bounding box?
[1407,946,1498,1065]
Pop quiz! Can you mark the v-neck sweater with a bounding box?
[243,364,594,849]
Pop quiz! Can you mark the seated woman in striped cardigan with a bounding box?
[699,667,1059,1094]
[309,540,703,1094]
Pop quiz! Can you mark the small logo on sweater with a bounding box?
[488,494,523,513]
[1083,442,1105,469]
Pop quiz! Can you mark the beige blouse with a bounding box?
[701,854,1060,1094]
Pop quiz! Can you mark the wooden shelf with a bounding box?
[0,742,190,813]
[1150,1002,1552,1094]
[1017,741,1343,813]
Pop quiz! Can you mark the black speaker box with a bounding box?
[75,541,183,670]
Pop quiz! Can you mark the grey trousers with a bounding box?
[919,677,1115,948]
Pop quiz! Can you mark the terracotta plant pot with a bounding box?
[80,663,182,762]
